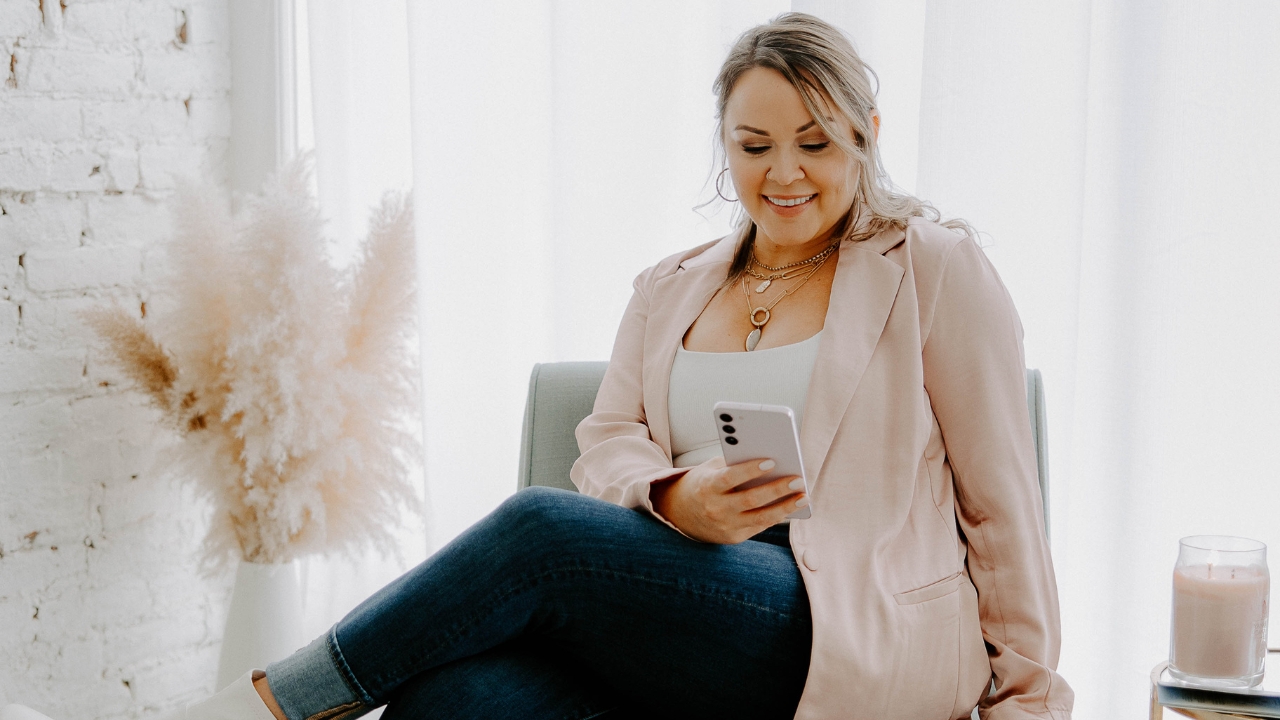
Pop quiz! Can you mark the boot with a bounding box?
[166,671,279,720]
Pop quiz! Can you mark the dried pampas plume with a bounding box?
[85,156,422,569]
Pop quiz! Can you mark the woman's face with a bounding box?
[723,67,861,256]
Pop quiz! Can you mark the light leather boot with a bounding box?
[162,671,279,720]
[0,671,279,720]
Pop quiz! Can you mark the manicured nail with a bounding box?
[788,478,805,491]
[759,459,776,471]
[795,496,809,508]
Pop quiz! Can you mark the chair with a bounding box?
[516,363,1051,719]
[517,362,1050,539]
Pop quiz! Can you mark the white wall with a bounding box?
[0,1,234,716]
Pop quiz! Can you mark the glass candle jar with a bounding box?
[1169,535,1270,688]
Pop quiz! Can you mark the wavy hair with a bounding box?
[713,12,973,280]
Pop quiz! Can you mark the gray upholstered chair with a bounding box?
[517,362,1050,539]
[515,363,1050,718]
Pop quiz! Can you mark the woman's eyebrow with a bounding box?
[734,120,818,137]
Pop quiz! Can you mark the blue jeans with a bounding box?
[265,487,812,720]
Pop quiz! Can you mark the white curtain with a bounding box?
[292,0,424,648]
[304,2,1280,717]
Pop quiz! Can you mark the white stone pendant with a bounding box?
[755,279,771,293]
[745,328,762,351]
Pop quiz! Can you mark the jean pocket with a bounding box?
[893,571,963,605]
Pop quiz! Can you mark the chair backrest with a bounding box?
[518,363,1051,538]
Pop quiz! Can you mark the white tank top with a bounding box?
[667,331,823,468]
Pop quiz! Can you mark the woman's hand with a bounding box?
[649,457,808,544]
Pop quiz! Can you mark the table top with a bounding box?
[1153,653,1280,719]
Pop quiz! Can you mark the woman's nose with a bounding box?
[766,150,804,185]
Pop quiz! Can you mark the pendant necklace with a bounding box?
[740,247,835,351]
[744,265,810,293]
[747,240,840,293]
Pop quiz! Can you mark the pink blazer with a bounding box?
[571,218,1073,719]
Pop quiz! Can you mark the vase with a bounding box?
[215,559,307,690]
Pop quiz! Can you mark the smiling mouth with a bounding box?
[765,195,815,208]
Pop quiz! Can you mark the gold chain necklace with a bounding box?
[740,249,834,351]
[747,240,840,293]
[743,265,812,293]
[750,240,840,272]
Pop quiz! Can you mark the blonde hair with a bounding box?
[713,12,973,278]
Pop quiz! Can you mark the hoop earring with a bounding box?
[715,167,738,203]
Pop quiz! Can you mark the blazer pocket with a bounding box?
[893,571,964,605]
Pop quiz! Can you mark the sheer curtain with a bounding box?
[291,0,423,647]
[303,2,1280,717]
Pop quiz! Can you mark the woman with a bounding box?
[6,12,1070,720]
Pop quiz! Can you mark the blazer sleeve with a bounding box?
[570,265,689,532]
[921,237,1074,720]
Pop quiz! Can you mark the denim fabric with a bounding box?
[267,487,810,720]
[265,632,366,720]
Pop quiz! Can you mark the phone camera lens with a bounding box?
[722,425,735,434]
[724,436,738,445]
[719,413,733,423]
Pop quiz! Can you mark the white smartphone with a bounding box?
[713,401,811,520]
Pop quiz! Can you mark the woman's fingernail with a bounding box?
[795,496,810,508]
[788,478,805,491]
[759,459,776,471]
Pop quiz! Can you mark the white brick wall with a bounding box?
[0,1,235,717]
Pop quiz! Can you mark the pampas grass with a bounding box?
[85,156,421,569]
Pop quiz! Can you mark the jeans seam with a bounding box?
[367,559,805,690]
[326,626,377,707]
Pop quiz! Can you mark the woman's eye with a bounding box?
[802,142,830,152]
[742,146,769,155]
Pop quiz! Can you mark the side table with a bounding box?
[1152,653,1280,719]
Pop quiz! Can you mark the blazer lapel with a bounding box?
[642,240,736,458]
[800,230,907,487]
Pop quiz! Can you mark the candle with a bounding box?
[1169,536,1270,687]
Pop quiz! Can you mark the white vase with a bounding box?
[216,559,307,691]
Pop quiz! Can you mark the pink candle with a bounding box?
[1169,536,1270,687]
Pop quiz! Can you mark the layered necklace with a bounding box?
[740,240,839,351]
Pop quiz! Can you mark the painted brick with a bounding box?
[0,398,75,451]
[24,47,138,95]
[62,2,135,45]
[85,192,169,247]
[182,2,231,47]
[0,299,17,342]
[20,294,106,348]
[0,97,82,143]
[100,143,140,191]
[0,0,236,714]
[0,347,84,393]
[127,2,184,49]
[6,46,31,90]
[141,45,230,96]
[83,98,188,140]
[185,95,231,137]
[0,3,43,39]
[0,146,106,193]
[0,148,51,191]
[37,0,63,34]
[139,142,208,189]
[0,192,85,251]
[23,245,142,292]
